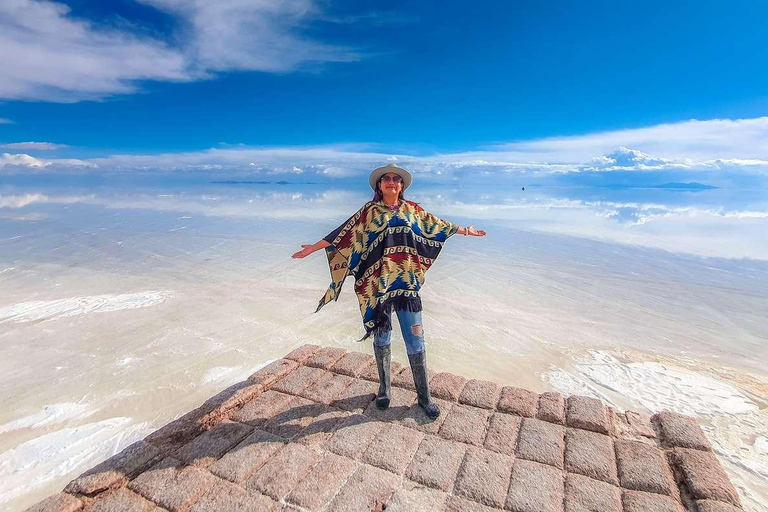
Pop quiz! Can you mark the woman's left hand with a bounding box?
[466,225,486,237]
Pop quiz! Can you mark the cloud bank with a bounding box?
[0,142,68,150]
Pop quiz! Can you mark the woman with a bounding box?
[292,163,486,419]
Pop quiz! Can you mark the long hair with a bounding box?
[372,178,406,202]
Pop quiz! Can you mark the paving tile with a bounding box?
[330,378,377,413]
[297,371,354,405]
[453,446,514,509]
[326,464,400,512]
[361,422,423,474]
[516,417,566,469]
[538,392,566,425]
[326,413,385,459]
[430,372,468,401]
[26,492,83,512]
[294,404,348,446]
[564,473,621,512]
[128,457,218,512]
[445,495,504,512]
[362,386,416,422]
[230,390,296,427]
[65,440,162,494]
[284,344,321,364]
[506,459,564,512]
[87,488,159,512]
[144,408,206,454]
[625,411,656,438]
[497,386,538,417]
[458,379,502,410]
[438,403,491,446]
[392,365,436,391]
[669,448,741,507]
[564,428,618,485]
[654,411,712,451]
[696,500,743,512]
[190,478,279,512]
[615,440,676,496]
[261,396,323,440]
[622,490,684,512]
[330,351,375,377]
[198,381,265,427]
[208,429,286,484]
[567,396,611,435]
[285,451,358,511]
[248,358,300,388]
[245,443,323,501]
[406,435,467,491]
[396,398,452,435]
[174,421,253,467]
[484,412,522,456]
[304,346,348,370]
[386,480,448,511]
[358,359,404,382]
[270,365,327,396]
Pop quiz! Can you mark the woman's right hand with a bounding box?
[292,244,315,259]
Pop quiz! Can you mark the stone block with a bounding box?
[506,459,564,512]
[190,478,279,512]
[284,343,321,364]
[25,493,83,512]
[261,396,320,439]
[392,366,435,391]
[87,488,158,512]
[144,408,206,454]
[538,392,566,425]
[174,421,253,467]
[245,443,323,501]
[208,429,285,484]
[396,398,452,435]
[285,451,358,511]
[484,412,522,456]
[197,381,265,427]
[304,346,348,370]
[438,403,491,446]
[625,411,656,438]
[406,435,467,491]
[566,396,611,435]
[669,448,741,507]
[563,473,621,512]
[248,358,300,388]
[430,372,468,401]
[359,359,404,382]
[386,480,448,511]
[564,428,618,485]
[230,390,296,427]
[622,490,683,512]
[654,411,712,451]
[363,386,416,422]
[327,464,400,512]
[128,457,218,512]
[453,446,514,509]
[330,351,374,377]
[270,365,326,396]
[361,423,424,474]
[297,371,354,405]
[615,440,676,496]
[696,500,743,512]
[326,413,385,459]
[516,417,566,469]
[497,386,538,417]
[445,495,504,512]
[458,379,502,410]
[294,404,349,447]
[330,378,377,413]
[65,440,162,495]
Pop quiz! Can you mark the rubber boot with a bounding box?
[408,351,440,419]
[374,344,391,410]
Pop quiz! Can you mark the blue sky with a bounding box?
[1,0,768,182]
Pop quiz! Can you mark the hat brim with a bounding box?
[369,165,412,191]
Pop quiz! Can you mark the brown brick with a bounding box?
[359,359,404,382]
[459,379,502,410]
[230,390,295,427]
[87,488,158,512]
[144,408,206,454]
[26,493,83,512]
[567,396,611,434]
[330,377,377,413]
[669,448,741,507]
[198,381,265,427]
[208,429,285,484]
[453,447,514,508]
[538,392,566,425]
[392,366,435,391]
[564,428,618,485]
[396,398,453,435]
[190,478,279,512]
[270,365,326,396]
[361,423,424,474]
[430,372,468,401]
[625,411,656,438]
[330,351,374,377]
[245,443,323,501]
[285,451,358,511]
[622,490,683,512]
[327,464,400,512]
[484,413,522,456]
[615,440,676,496]
[248,358,300,388]
[506,459,564,512]
[386,480,448,511]
[326,413,385,459]
[295,404,349,446]
[174,421,253,467]
[516,417,566,469]
[128,457,218,512]
[65,440,161,494]
[363,386,416,422]
[654,411,712,451]
[298,371,354,405]
[406,435,467,491]
[261,396,320,439]
[284,343,321,364]
[438,403,491,446]
[564,473,621,512]
[304,346,347,370]
[498,386,538,417]
[446,495,504,512]
[696,500,743,512]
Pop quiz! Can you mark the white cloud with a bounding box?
[0,118,13,124]
[0,141,68,150]
[0,152,95,169]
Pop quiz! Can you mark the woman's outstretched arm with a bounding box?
[455,225,487,237]
[292,239,331,259]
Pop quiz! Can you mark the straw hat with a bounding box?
[369,163,412,192]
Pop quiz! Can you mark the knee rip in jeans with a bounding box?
[411,324,423,336]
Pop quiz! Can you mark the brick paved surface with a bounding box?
[32,345,743,512]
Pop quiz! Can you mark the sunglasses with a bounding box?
[380,175,403,183]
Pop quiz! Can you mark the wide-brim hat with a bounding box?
[369,163,412,191]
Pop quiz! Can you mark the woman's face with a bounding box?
[378,172,403,197]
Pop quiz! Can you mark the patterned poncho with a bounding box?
[316,200,459,340]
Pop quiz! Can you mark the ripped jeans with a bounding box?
[373,309,425,355]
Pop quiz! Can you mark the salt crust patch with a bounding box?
[0,291,174,324]
[0,402,94,433]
